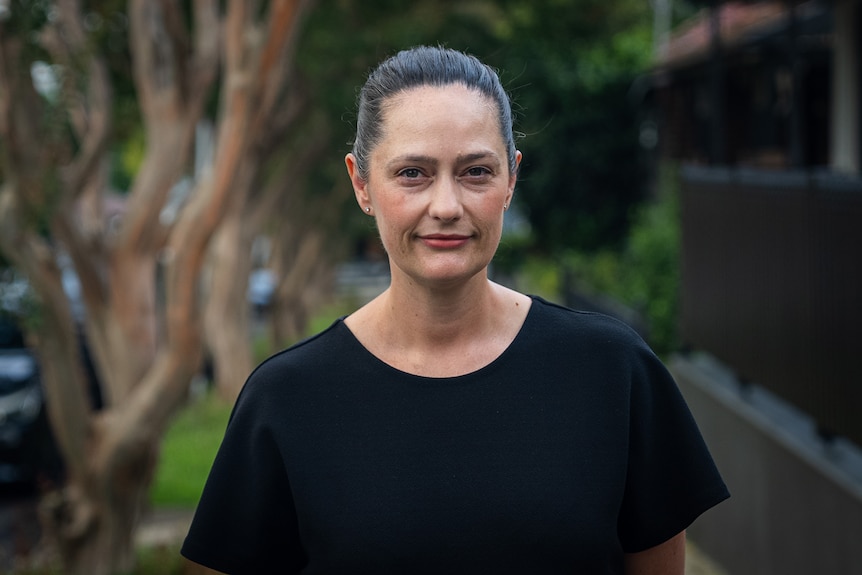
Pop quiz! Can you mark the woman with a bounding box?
[182,46,729,574]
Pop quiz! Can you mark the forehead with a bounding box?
[382,83,497,122]
[376,84,503,151]
[384,82,495,110]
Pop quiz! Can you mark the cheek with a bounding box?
[375,195,417,232]
[374,214,409,255]
[479,202,506,230]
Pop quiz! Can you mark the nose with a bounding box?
[428,176,463,222]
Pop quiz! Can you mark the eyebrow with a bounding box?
[386,151,501,171]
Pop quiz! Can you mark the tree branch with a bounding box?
[190,0,221,113]
[0,36,51,212]
[129,0,190,121]
[41,0,113,204]
[248,0,316,144]
[120,0,220,255]
[256,74,310,155]
[157,0,191,103]
[224,0,252,83]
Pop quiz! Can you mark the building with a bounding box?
[650,1,862,573]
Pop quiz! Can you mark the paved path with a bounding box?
[0,486,40,572]
[686,540,729,575]
[139,509,731,575]
[0,502,732,574]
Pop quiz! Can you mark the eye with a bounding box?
[398,167,422,179]
[466,166,491,177]
[462,166,493,181]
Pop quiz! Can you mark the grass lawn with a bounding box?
[149,389,233,508]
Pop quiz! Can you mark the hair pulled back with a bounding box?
[352,46,518,180]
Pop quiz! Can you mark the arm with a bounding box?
[623,531,686,575]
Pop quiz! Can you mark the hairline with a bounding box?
[371,83,513,173]
[352,46,518,180]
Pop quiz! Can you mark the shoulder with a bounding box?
[233,319,353,408]
[523,296,665,386]
[528,296,648,351]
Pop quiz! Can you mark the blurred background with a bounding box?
[0,0,859,573]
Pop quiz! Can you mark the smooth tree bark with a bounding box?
[0,1,314,573]
[202,81,313,401]
[270,223,336,344]
[202,180,257,402]
[263,117,345,348]
[263,153,347,350]
[202,97,347,399]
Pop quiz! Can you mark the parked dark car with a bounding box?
[0,316,60,486]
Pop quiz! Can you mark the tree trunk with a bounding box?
[201,40,320,392]
[269,227,333,346]
[40,433,158,575]
[204,205,255,401]
[0,1,316,572]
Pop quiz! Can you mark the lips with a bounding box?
[419,233,472,249]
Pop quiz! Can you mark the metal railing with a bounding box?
[678,165,862,446]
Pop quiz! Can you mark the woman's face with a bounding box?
[346,84,521,290]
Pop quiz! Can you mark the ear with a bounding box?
[345,153,372,209]
[505,150,523,207]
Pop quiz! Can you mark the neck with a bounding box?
[381,272,497,347]
[344,268,532,377]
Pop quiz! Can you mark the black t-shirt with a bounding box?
[181,297,729,574]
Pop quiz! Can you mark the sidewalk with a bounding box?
[686,541,729,575]
[137,508,194,548]
[138,508,729,574]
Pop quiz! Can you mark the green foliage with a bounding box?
[1,1,51,49]
[493,231,533,277]
[149,390,232,508]
[251,331,276,365]
[294,0,656,256]
[303,298,359,337]
[484,0,655,252]
[0,268,43,331]
[1,0,139,192]
[516,256,564,302]
[113,129,146,191]
[565,249,625,296]
[620,183,680,352]
[563,165,681,355]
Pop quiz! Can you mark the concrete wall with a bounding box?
[670,354,862,575]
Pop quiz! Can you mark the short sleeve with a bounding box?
[180,376,306,574]
[617,345,730,553]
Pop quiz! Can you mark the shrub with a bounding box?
[562,166,681,356]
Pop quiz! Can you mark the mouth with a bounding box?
[418,233,472,249]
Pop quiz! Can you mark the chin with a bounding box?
[416,263,490,286]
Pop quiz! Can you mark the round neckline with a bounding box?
[336,295,539,383]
